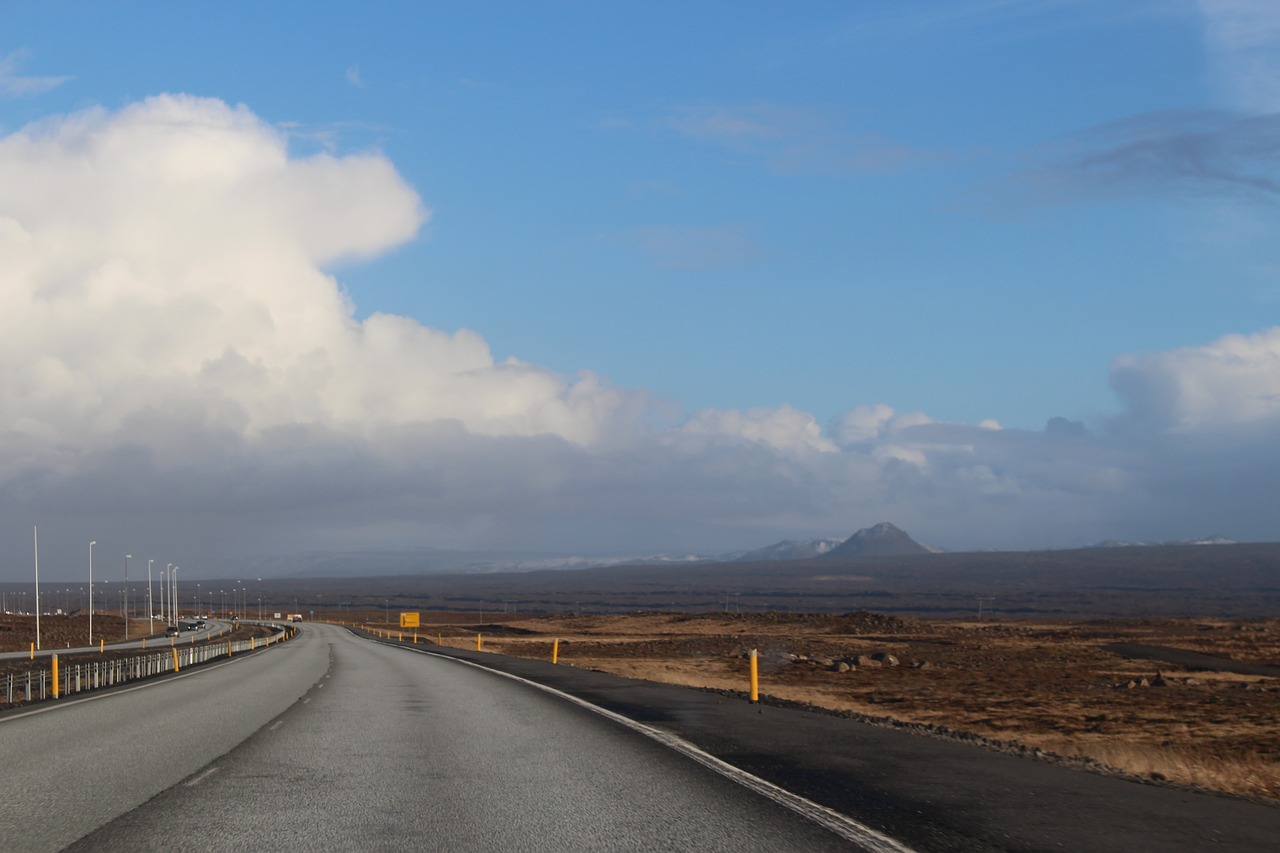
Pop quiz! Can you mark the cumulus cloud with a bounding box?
[0,95,650,449]
[675,405,836,454]
[3,94,1280,575]
[1111,326,1280,433]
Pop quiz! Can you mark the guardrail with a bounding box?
[1,623,297,708]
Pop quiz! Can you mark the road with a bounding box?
[0,620,234,661]
[4,623,1278,851]
[6,623,888,852]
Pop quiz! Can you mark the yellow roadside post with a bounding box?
[29,642,34,660]
[141,637,146,649]
[413,631,417,644]
[51,654,59,698]
[552,639,560,664]
[227,640,233,657]
[749,648,759,703]
[172,647,180,672]
[437,633,442,646]
[99,639,104,653]
[476,633,483,651]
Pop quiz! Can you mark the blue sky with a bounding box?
[2,1,1280,577]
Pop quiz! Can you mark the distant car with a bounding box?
[165,625,180,636]
[196,620,206,628]
[179,621,198,631]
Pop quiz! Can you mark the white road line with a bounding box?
[184,767,221,787]
[391,640,917,853]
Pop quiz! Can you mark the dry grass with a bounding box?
[423,611,1280,803]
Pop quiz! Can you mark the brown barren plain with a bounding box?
[388,610,1280,803]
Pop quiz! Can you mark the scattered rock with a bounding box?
[871,652,900,667]
[832,661,851,673]
[854,655,882,668]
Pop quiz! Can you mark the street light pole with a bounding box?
[124,554,131,639]
[33,526,40,652]
[88,540,96,645]
[172,566,178,621]
[147,559,154,633]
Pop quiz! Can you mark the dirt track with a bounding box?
[1105,643,1280,678]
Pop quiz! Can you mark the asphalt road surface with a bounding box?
[65,623,871,851]
[5,623,1278,851]
[0,625,325,850]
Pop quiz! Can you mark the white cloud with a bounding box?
[345,65,365,88]
[3,94,1280,570]
[1111,326,1280,433]
[0,95,650,452]
[0,50,71,98]
[830,404,932,447]
[676,405,837,454]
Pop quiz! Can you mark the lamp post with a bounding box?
[172,566,178,621]
[88,540,96,645]
[33,527,40,652]
[220,589,225,620]
[124,554,131,639]
[147,559,154,632]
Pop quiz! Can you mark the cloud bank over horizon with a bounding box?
[2,95,1279,576]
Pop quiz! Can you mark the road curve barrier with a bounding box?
[0,622,298,709]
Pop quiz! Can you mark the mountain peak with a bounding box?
[821,522,932,559]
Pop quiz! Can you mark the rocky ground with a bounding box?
[0,613,144,652]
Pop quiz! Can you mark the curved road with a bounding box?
[0,620,234,661]
[6,623,879,851]
[5,623,1278,851]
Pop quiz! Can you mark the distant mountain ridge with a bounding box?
[214,525,1245,581]
[724,523,938,563]
[1091,534,1238,548]
[724,538,845,562]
